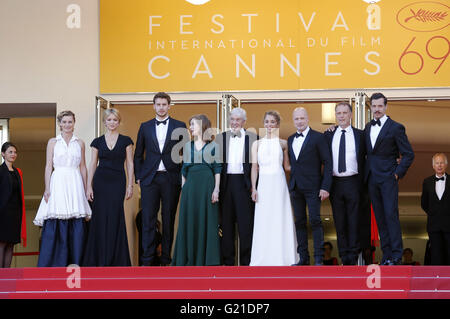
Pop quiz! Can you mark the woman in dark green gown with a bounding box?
[172,114,222,266]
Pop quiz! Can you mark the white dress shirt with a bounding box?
[292,126,310,160]
[227,128,245,174]
[370,114,388,149]
[332,125,358,177]
[435,174,446,200]
[156,117,169,171]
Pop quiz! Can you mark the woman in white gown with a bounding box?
[34,110,91,267]
[250,111,299,266]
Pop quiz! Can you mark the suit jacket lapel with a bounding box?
[352,126,360,157]
[223,131,231,170]
[149,119,160,152]
[243,131,250,164]
[441,173,450,200]
[161,117,174,153]
[297,130,311,161]
[288,135,294,160]
[372,117,392,152]
[365,124,373,153]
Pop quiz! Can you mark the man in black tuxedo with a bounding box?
[421,153,450,265]
[324,102,366,265]
[134,92,187,266]
[364,92,414,266]
[288,107,332,265]
[218,108,257,266]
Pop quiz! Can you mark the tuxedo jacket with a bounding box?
[218,130,257,193]
[133,117,187,187]
[324,126,366,185]
[421,173,450,233]
[287,128,332,192]
[364,117,414,183]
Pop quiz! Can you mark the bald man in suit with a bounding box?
[421,153,450,265]
[288,107,332,266]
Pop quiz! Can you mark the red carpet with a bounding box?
[1,266,449,299]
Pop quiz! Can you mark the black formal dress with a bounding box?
[82,134,133,266]
[0,163,23,244]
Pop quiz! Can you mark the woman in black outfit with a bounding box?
[83,109,134,266]
[0,142,26,268]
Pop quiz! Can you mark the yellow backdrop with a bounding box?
[100,0,450,93]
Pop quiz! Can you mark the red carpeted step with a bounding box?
[408,266,450,298]
[1,265,449,299]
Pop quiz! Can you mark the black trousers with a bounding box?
[220,174,254,266]
[330,175,360,264]
[358,183,372,264]
[428,231,450,265]
[368,176,403,262]
[140,172,181,265]
[290,186,324,264]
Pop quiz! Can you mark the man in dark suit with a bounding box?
[364,92,414,266]
[421,153,450,265]
[134,92,187,266]
[288,107,332,265]
[218,108,257,266]
[324,102,366,265]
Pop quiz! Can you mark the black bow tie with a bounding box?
[435,176,445,182]
[232,131,242,138]
[156,119,168,126]
[295,132,304,138]
[371,119,381,126]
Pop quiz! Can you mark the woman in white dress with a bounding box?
[250,111,298,266]
[34,110,91,267]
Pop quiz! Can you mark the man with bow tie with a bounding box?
[364,92,414,266]
[288,107,332,266]
[218,108,257,266]
[134,92,187,266]
[421,153,450,265]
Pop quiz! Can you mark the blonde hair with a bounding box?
[57,110,75,123]
[263,110,281,125]
[103,108,121,124]
[56,110,75,131]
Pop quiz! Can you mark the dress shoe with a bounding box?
[391,258,402,265]
[380,259,392,266]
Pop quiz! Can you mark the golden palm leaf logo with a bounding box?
[397,1,449,32]
[405,8,448,23]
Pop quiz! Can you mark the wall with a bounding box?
[0,0,99,267]
[0,0,99,151]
